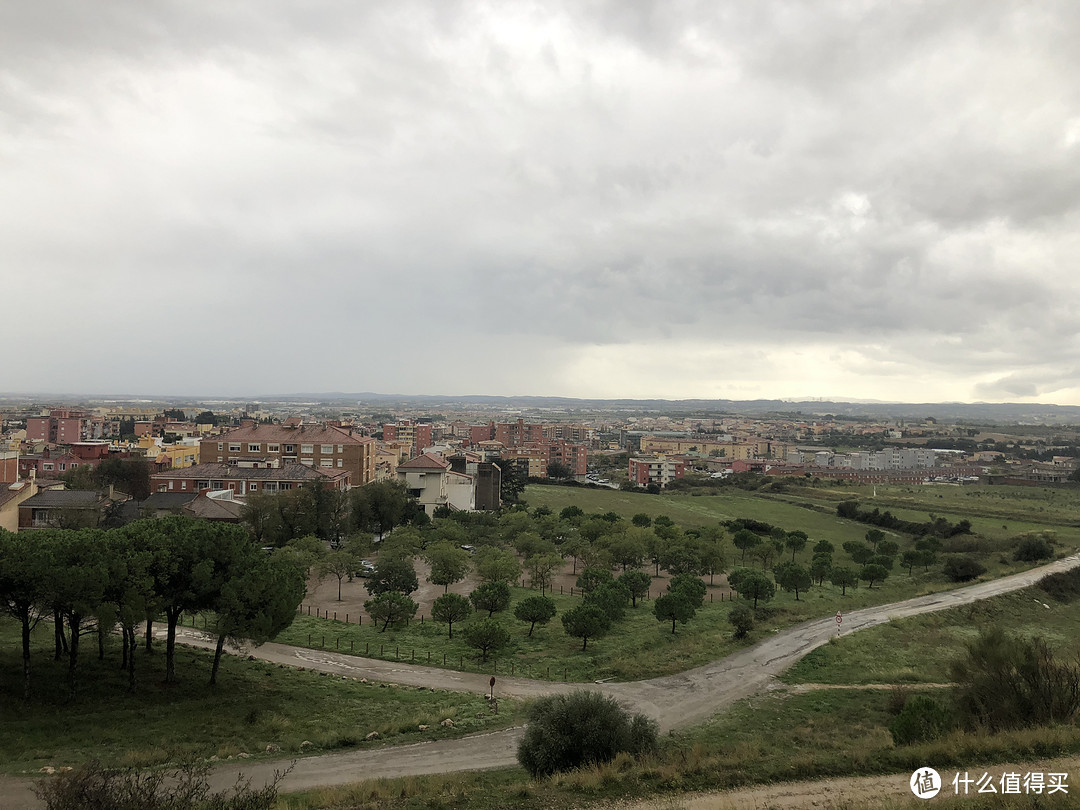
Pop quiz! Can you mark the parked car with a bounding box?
[461,545,476,553]
[355,560,376,577]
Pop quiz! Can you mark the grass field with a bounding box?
[525,481,1080,547]
[783,587,1080,685]
[278,572,1080,810]
[280,550,1055,683]
[0,618,522,775]
[278,555,1022,683]
[275,588,758,683]
[273,480,1070,683]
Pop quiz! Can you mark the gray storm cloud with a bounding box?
[2,1,1079,401]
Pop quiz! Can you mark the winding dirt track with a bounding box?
[4,555,1078,809]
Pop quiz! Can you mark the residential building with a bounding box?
[151,460,350,497]
[541,424,594,444]
[628,455,686,488]
[27,409,85,443]
[396,452,474,515]
[493,419,546,447]
[0,480,38,531]
[382,420,433,458]
[18,442,123,479]
[447,453,502,511]
[17,488,124,530]
[199,421,376,486]
[138,436,200,469]
[0,451,18,485]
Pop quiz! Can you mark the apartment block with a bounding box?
[628,455,686,488]
[382,420,433,458]
[396,453,474,515]
[199,421,375,486]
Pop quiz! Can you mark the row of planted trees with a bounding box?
[0,516,306,701]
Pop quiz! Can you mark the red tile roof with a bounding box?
[398,452,450,470]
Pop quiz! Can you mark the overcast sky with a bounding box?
[3,1,1079,404]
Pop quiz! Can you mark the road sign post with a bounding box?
[835,611,843,637]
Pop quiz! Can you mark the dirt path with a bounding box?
[4,555,1077,809]
[614,754,1080,809]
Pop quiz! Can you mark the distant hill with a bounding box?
[247,393,1080,425]
[4,391,1079,425]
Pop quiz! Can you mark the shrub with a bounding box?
[889,695,952,745]
[516,691,658,778]
[950,627,1080,731]
[1039,568,1080,603]
[942,555,986,582]
[729,604,754,639]
[887,685,911,716]
[1014,535,1054,562]
[35,759,283,810]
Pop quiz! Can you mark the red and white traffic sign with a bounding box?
[835,611,843,635]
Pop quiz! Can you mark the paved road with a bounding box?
[5,554,1078,808]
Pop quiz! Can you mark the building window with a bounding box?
[267,444,280,452]
[301,444,314,454]
[301,458,314,466]
[284,445,295,453]
[248,444,260,452]
[43,463,53,471]
[337,459,343,467]
[320,459,333,467]
[249,483,258,491]
[169,481,174,490]
[337,445,344,453]
[321,444,333,454]
[280,483,292,491]
[229,444,241,452]
[217,442,224,451]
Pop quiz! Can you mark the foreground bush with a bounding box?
[890,694,953,745]
[1014,535,1054,562]
[728,604,754,639]
[950,627,1080,731]
[942,555,986,582]
[517,691,658,777]
[35,759,284,810]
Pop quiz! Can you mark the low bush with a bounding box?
[517,691,658,778]
[1014,535,1054,562]
[889,694,952,745]
[35,759,284,810]
[942,556,987,582]
[728,604,754,639]
[950,627,1080,732]
[1039,568,1080,603]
